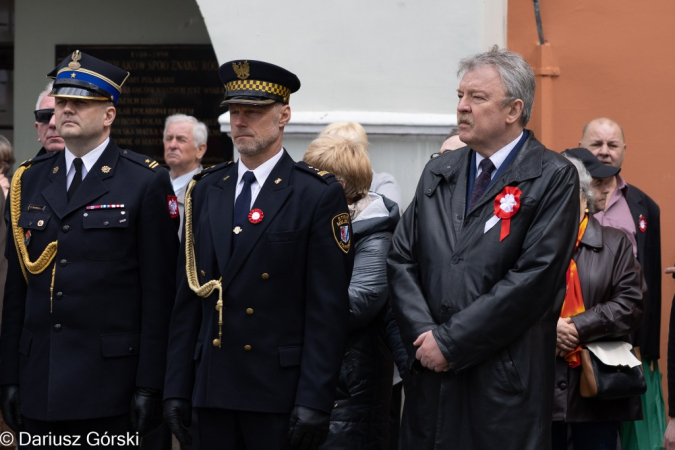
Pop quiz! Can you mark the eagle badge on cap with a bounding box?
[68,50,82,70]
[233,61,250,80]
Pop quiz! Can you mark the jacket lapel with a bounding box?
[41,152,68,219]
[207,164,238,276]
[429,149,470,235]
[625,186,646,259]
[62,141,119,216]
[221,151,294,291]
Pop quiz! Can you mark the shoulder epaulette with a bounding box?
[295,161,336,183]
[20,150,58,167]
[119,149,160,170]
[193,161,234,180]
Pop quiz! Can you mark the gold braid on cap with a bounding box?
[10,165,58,282]
[184,179,224,348]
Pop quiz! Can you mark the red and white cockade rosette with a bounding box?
[493,186,521,241]
[248,208,264,224]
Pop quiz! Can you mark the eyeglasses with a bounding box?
[34,108,55,124]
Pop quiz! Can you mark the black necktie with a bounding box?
[232,171,256,247]
[67,158,83,202]
[468,158,495,211]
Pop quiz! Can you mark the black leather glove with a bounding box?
[164,398,192,446]
[0,385,22,433]
[288,405,330,450]
[129,387,164,437]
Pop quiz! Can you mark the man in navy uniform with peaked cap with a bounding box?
[0,51,179,445]
[163,60,353,450]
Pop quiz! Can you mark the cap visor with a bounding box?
[590,165,621,178]
[50,87,109,101]
[221,97,277,107]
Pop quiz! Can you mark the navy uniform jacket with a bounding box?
[0,141,179,421]
[164,150,353,414]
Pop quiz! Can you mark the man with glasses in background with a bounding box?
[34,82,65,156]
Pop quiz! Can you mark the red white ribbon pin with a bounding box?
[248,209,264,224]
[484,187,522,241]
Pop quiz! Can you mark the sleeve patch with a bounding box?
[332,212,351,254]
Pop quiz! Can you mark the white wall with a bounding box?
[14,0,211,163]
[201,0,507,208]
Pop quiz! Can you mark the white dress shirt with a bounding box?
[65,138,109,189]
[234,148,285,208]
[474,132,523,179]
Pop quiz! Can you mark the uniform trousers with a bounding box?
[21,414,138,449]
[196,407,290,450]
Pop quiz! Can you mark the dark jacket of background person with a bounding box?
[625,185,661,359]
[320,194,399,450]
[0,192,6,330]
[388,133,579,450]
[553,215,645,422]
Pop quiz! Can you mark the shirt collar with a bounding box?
[171,165,202,194]
[475,131,523,172]
[237,147,284,187]
[65,137,110,175]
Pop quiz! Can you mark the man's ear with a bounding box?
[103,105,116,127]
[505,99,524,125]
[278,104,291,127]
[196,142,207,159]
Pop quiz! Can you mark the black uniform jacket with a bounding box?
[388,132,579,450]
[164,150,353,415]
[625,184,661,359]
[0,141,179,421]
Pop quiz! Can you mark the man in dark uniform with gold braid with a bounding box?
[163,60,353,450]
[0,51,179,445]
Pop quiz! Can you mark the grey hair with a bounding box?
[35,82,54,111]
[458,46,536,126]
[163,114,208,147]
[563,154,595,211]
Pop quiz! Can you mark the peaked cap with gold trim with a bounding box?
[219,59,300,106]
[47,50,130,104]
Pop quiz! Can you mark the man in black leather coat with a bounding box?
[387,47,579,450]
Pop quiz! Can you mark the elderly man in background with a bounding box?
[34,82,65,156]
[163,114,207,238]
[388,47,578,450]
[579,118,661,363]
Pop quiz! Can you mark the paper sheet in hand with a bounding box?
[585,342,641,368]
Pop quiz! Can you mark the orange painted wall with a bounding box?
[508,0,675,412]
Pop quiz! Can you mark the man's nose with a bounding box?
[457,97,470,112]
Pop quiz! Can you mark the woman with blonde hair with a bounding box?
[319,122,401,207]
[304,134,400,449]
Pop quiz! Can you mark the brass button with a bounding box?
[244,345,252,351]
[246,308,254,315]
[37,220,44,227]
[261,273,269,280]
[62,225,70,232]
